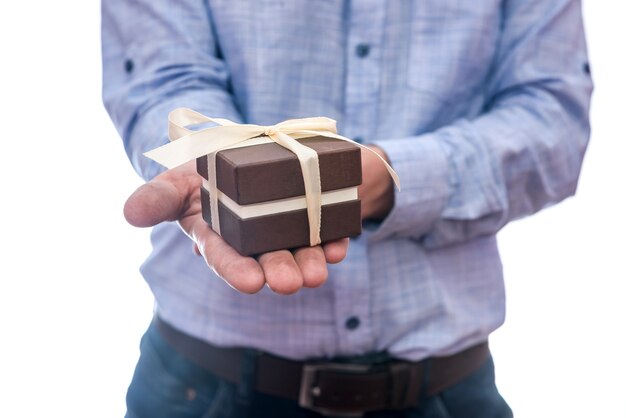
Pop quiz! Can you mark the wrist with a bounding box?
[360,145,395,221]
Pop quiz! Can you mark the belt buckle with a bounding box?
[298,362,374,417]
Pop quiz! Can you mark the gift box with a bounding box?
[144,108,399,257]
[196,136,362,255]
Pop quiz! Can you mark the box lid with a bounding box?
[197,136,362,205]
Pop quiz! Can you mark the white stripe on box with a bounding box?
[202,179,358,219]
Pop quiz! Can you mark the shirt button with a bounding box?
[355,43,370,58]
[583,62,591,75]
[125,59,134,74]
[345,316,361,330]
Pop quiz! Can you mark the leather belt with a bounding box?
[155,316,489,417]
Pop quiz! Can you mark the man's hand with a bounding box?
[123,162,349,295]
[359,145,395,221]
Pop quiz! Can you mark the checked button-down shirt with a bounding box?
[102,0,592,361]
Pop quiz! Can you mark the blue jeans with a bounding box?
[126,322,513,418]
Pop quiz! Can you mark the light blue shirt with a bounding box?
[102,0,592,361]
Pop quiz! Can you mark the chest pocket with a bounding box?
[407,1,500,102]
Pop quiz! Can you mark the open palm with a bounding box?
[123,162,349,295]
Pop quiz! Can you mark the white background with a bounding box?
[0,1,624,417]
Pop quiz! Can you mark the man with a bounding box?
[102,1,592,417]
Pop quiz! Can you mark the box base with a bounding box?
[201,187,361,256]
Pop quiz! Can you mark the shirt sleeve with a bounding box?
[370,0,593,248]
[101,0,242,181]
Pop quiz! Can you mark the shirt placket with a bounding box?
[341,0,386,142]
[331,0,387,355]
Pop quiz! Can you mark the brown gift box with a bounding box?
[197,136,362,256]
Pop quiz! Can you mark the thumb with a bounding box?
[124,180,183,228]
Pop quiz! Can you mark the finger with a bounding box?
[293,246,328,288]
[124,180,184,227]
[322,238,350,264]
[183,216,265,294]
[258,250,303,295]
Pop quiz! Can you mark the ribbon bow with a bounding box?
[144,108,400,247]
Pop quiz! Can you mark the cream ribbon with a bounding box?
[144,107,400,246]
